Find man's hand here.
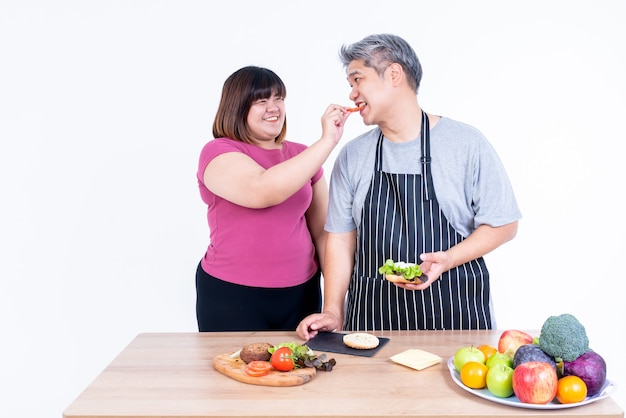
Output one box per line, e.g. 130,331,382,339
296,311,341,341
392,250,451,290
396,222,519,291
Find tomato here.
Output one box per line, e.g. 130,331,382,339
270,346,295,372
246,361,272,373
244,360,273,377
244,367,266,377
460,361,488,389
556,375,587,404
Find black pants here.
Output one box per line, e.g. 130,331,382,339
195,262,322,332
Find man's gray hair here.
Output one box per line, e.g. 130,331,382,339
339,33,422,93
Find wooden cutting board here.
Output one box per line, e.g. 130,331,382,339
213,353,316,386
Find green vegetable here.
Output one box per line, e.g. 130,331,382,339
378,259,423,281
538,313,589,362
269,342,311,363
269,342,336,371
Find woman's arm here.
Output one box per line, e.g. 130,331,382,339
203,105,350,209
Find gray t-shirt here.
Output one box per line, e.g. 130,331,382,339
326,116,522,238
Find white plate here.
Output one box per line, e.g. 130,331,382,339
447,357,616,409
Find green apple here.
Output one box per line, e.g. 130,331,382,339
486,364,514,398
453,346,486,372
486,351,513,369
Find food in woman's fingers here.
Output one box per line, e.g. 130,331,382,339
378,259,425,284
345,103,365,112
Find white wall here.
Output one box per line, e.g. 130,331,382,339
1,1,624,416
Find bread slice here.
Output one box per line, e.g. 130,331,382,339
343,332,380,349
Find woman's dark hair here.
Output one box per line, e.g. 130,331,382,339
212,66,287,144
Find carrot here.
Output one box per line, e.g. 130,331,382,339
346,104,365,112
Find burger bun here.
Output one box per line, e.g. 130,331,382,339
384,273,424,284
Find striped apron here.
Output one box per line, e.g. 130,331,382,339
344,111,492,331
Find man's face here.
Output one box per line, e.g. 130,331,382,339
346,60,393,126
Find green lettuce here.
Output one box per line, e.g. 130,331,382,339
378,258,423,281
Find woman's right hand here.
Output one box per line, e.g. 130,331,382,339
320,104,352,145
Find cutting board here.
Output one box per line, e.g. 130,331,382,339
213,353,316,386
306,332,390,357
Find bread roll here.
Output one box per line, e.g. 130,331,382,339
384,273,425,284
343,333,380,350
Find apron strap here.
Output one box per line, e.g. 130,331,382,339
374,131,384,171
374,111,435,201
420,111,435,201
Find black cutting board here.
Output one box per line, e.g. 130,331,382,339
306,332,390,357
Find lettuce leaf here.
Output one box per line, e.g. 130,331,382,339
378,258,423,281
269,342,335,371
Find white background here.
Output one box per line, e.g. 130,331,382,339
1,1,624,416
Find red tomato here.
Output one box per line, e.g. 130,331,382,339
246,361,272,373
244,365,269,377
270,346,295,372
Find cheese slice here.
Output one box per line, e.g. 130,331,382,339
389,349,442,371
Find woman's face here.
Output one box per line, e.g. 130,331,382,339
246,93,285,148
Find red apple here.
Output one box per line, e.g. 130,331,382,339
497,329,534,357
513,361,558,404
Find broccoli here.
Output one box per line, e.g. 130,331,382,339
538,313,589,362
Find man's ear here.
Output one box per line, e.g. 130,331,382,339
387,63,404,87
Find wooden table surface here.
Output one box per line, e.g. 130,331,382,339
63,330,624,418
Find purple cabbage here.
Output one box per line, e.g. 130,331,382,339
563,351,607,396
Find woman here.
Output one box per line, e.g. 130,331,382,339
196,66,351,331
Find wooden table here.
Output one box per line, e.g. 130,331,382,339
63,331,624,418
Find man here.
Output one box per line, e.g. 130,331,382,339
297,34,521,338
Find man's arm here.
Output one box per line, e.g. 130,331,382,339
398,221,518,290
296,230,356,339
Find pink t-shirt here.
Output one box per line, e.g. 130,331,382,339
197,138,324,288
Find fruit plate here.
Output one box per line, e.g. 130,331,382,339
447,357,616,409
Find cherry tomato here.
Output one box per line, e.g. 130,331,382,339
556,375,587,404
270,346,295,372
